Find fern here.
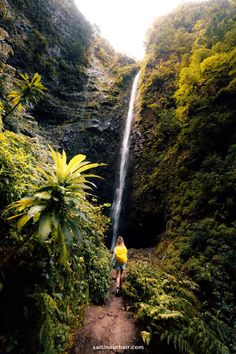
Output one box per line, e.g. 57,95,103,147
161,330,191,353
35,292,59,354
123,261,231,354
158,310,183,320
39,316,55,354
141,331,151,345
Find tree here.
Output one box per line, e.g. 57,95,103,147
5,72,46,117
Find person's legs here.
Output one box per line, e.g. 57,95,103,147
116,269,121,289
122,270,127,286
120,264,127,289
120,268,123,288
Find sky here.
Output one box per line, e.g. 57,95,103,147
74,0,204,59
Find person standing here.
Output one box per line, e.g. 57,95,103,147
112,236,128,296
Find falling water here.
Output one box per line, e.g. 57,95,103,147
111,71,140,250
80,70,92,120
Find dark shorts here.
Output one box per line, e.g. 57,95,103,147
112,260,127,271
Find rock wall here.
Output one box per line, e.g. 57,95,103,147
1,0,138,204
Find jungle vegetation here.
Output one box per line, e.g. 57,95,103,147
128,0,236,352
0,0,236,353
0,3,111,353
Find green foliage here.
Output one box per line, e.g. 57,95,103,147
93,35,138,90
79,233,112,304
141,331,151,345
4,145,105,265
0,131,111,353
0,131,42,204
6,72,46,115
1,0,93,92
131,0,236,352
111,62,138,89
0,69,46,132
167,220,236,323
175,47,236,124
124,261,232,354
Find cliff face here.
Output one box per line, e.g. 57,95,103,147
40,37,137,202
1,0,236,351
127,0,236,341
128,0,236,245
0,3,138,352
3,0,92,93
1,0,137,203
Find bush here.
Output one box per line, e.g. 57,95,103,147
124,261,232,354
0,131,111,353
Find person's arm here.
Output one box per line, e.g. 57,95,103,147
111,247,116,263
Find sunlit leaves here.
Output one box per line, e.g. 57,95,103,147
141,331,151,345
4,146,105,264
131,3,236,353
124,262,230,353
48,145,104,188
7,72,46,113
175,47,236,123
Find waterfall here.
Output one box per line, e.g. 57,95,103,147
81,70,92,120
111,71,140,250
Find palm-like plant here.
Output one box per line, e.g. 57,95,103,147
6,72,46,117
3,146,104,264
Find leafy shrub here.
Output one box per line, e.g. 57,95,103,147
0,131,111,353
0,131,42,205
124,261,232,354
130,3,236,352
80,235,112,305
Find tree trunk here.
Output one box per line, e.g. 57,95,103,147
4,101,21,118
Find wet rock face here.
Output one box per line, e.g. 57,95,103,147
3,0,93,128
6,0,92,86
39,53,135,203
122,98,166,247
2,0,151,248
3,0,137,204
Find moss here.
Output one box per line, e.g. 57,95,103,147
128,1,236,350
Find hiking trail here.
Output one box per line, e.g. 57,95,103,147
71,249,156,354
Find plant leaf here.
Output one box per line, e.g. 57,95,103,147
38,214,52,241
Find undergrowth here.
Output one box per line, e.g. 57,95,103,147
123,260,233,354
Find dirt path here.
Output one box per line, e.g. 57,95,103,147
71,249,158,353
71,269,143,354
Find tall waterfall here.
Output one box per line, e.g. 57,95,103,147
111,71,140,250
